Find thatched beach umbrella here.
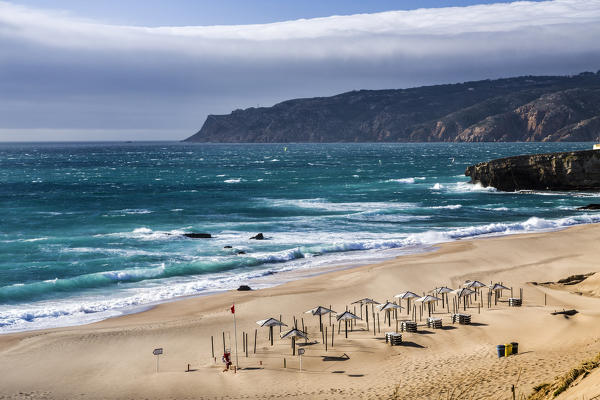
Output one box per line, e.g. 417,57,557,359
464,280,486,300
464,280,487,289
351,298,380,314
489,283,510,304
280,328,308,355
377,302,402,327
257,318,288,346
434,286,453,308
395,291,420,315
416,295,442,317
336,311,360,338
489,283,510,292
453,288,476,311
351,298,380,327
305,306,336,331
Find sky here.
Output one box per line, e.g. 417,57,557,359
0,0,599,141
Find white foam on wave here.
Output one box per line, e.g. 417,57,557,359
224,178,243,183
5,212,600,333
60,247,166,258
0,262,297,333
429,204,462,210
451,182,497,193
431,183,444,190
257,198,416,213
117,209,153,215
99,227,186,241
387,177,425,184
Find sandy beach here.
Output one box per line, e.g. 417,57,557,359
2,223,600,400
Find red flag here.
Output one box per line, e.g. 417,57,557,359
230,304,235,314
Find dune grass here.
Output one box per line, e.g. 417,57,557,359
528,352,600,399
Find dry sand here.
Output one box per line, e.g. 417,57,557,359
2,224,600,400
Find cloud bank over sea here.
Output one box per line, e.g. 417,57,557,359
1,0,599,140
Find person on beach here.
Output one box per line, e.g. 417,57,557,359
222,350,232,372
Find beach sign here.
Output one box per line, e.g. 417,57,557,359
153,348,163,373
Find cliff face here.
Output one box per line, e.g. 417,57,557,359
185,72,600,143
465,150,600,191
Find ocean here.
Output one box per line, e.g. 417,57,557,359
1,141,599,333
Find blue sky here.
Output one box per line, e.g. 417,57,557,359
0,0,598,141
12,1,544,26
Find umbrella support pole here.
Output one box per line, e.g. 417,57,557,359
345,320,348,338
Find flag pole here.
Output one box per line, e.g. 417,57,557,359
232,303,239,368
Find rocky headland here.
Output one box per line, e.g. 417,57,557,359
465,149,600,191
185,72,600,143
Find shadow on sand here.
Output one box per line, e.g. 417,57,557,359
322,353,350,362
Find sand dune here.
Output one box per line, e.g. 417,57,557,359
1,224,600,399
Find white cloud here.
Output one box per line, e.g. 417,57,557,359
0,0,599,140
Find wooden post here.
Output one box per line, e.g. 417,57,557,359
331,325,334,348
325,326,328,351
345,320,348,338
372,309,376,336
211,335,215,358
245,333,248,358
377,313,380,333
292,337,295,356
284,358,286,368
222,331,226,353
366,305,369,330
254,329,257,354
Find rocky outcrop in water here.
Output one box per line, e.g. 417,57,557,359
465,150,600,191
185,72,600,143
183,233,212,238
577,204,600,210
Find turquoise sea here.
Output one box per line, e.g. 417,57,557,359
1,142,599,332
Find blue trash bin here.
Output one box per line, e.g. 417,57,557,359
496,344,505,358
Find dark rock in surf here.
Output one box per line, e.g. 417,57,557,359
250,233,265,240
237,285,252,291
577,203,600,210
224,245,233,248
183,233,212,238
237,251,246,255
